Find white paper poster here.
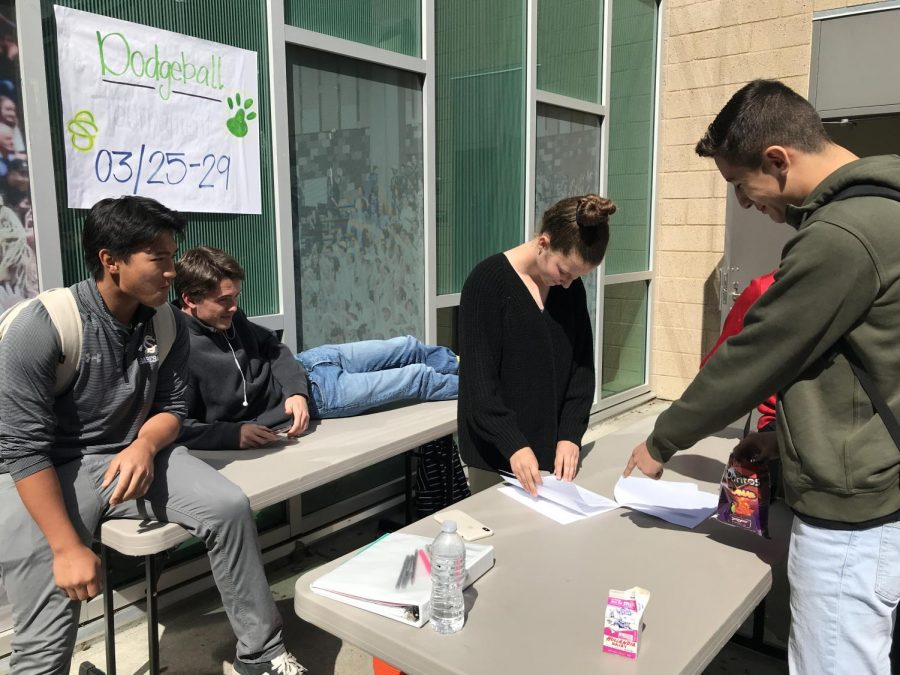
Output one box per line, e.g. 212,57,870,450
54,5,262,214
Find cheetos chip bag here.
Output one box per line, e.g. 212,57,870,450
715,453,770,537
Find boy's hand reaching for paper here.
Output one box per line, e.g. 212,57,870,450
622,441,664,480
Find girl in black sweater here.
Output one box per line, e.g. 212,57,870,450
458,194,615,496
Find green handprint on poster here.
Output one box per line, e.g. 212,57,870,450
225,93,256,138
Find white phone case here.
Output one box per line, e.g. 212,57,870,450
434,509,494,541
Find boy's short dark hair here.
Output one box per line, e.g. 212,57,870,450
174,246,245,302
695,79,830,168
82,196,186,280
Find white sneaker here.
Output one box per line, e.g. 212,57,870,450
233,651,308,675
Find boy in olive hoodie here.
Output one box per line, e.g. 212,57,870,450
624,80,900,673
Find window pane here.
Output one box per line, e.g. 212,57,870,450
537,0,603,103
534,104,601,227
534,103,601,332
287,47,425,347
605,0,658,274
602,281,647,396
436,305,460,353
436,0,525,294
583,270,598,354
284,0,421,58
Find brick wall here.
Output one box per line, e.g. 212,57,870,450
650,0,872,400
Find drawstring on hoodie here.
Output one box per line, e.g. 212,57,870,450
222,327,248,407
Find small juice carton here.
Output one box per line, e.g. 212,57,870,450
602,586,650,659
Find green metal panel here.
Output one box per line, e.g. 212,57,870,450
41,0,279,316
605,0,657,275
284,0,421,58
537,0,603,103
435,0,526,295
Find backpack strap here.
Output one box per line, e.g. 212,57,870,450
36,288,83,395
151,302,176,364
0,297,35,334
0,288,82,395
829,184,900,204
841,339,900,453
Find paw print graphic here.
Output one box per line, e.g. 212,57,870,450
225,93,257,138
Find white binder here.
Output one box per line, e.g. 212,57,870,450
310,532,495,627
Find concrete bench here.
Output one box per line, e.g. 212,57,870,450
94,400,457,675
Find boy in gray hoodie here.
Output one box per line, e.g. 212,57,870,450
0,197,306,675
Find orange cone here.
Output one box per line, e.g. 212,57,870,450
372,656,404,675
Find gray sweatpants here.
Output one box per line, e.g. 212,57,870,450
0,446,284,674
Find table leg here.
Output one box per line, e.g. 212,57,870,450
405,450,414,524
102,546,116,675
146,554,160,675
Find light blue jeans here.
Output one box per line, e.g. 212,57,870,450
297,335,458,418
787,515,900,674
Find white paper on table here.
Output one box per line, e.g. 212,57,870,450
614,476,718,529
497,486,589,524
499,475,619,524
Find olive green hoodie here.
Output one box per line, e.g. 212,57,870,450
649,155,900,525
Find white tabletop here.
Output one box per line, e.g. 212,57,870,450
294,414,791,675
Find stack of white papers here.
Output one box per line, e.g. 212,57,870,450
499,475,618,524
499,475,718,529
614,476,718,529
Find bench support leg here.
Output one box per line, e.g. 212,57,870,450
102,546,116,675
404,451,414,525
146,554,161,675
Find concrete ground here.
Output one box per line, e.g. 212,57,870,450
67,401,790,675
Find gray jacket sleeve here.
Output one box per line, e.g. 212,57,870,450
0,302,62,480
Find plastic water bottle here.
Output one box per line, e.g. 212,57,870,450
430,520,466,634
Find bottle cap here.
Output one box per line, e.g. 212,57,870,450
441,520,457,533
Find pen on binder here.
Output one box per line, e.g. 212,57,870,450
395,552,417,589
395,554,409,589
417,548,431,575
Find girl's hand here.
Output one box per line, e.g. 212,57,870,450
510,447,542,496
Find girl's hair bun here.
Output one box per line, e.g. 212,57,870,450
575,194,616,228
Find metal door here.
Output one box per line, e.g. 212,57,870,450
719,192,794,319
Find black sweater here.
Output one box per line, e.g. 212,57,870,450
458,254,595,472
178,310,309,449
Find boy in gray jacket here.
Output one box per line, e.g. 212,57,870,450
0,197,305,674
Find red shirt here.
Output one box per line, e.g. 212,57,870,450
701,272,776,431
